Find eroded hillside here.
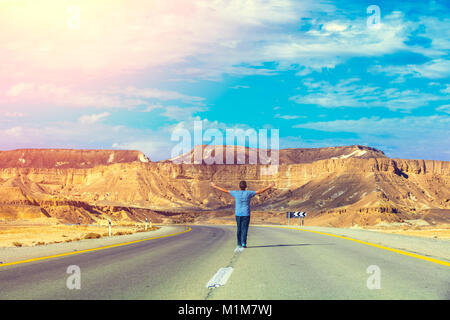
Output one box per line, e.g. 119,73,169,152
0,146,448,226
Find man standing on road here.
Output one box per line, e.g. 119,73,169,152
210,180,274,251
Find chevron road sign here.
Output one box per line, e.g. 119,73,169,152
286,211,307,218
286,211,307,226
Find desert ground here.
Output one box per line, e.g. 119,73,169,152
363,224,450,239
0,219,159,248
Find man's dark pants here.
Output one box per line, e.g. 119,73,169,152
235,215,250,246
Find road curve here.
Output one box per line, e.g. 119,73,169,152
0,225,448,299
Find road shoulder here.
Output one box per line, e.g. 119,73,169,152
257,225,450,263
0,225,186,265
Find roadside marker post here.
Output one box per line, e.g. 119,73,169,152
149,218,152,229
108,219,111,237
145,217,148,231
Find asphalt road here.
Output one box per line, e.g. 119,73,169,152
0,225,449,299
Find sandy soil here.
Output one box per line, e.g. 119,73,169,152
364,225,450,239
0,220,159,248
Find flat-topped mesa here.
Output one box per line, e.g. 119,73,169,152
0,145,448,226
0,149,151,169
165,144,387,165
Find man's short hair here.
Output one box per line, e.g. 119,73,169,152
239,180,247,190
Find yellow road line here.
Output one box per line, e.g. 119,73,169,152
0,227,192,268
261,225,450,267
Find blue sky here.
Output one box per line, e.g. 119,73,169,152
0,0,449,160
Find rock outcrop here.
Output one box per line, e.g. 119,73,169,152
0,146,448,226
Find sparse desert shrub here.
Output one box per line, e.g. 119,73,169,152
137,226,159,232
84,233,101,239
13,242,22,247
36,242,45,246
65,239,73,243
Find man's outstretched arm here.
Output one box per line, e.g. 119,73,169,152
255,183,275,195
210,182,230,194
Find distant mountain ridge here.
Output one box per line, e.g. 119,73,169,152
0,149,150,168
0,145,448,227
0,145,385,168
166,144,386,164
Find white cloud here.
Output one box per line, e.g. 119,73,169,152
230,85,250,89
294,115,450,136
371,59,450,79
78,112,110,125
3,111,26,117
117,87,205,105
260,11,410,74
5,83,35,97
441,84,450,94
0,1,447,88
291,78,444,110
3,126,23,137
0,0,320,86
274,114,304,120
160,106,206,121
407,16,450,58
1,83,205,109
323,22,348,33
141,104,164,112
436,104,450,114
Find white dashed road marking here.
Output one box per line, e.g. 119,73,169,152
206,267,234,288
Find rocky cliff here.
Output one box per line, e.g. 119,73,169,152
0,146,448,226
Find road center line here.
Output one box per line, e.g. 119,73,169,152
206,267,234,288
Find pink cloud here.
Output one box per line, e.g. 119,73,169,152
0,82,203,109
0,0,309,87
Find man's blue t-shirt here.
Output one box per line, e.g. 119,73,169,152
229,190,257,216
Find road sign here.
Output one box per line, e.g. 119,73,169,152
286,211,307,226
286,211,306,218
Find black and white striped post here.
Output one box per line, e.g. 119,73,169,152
286,211,307,226
145,217,148,231
108,219,112,237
